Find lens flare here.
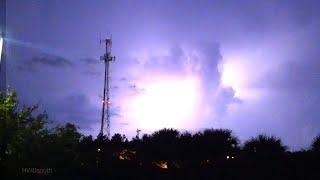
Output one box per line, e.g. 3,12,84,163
0,37,3,62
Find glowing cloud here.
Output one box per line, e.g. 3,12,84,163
127,76,200,131
220,54,264,101
220,56,251,99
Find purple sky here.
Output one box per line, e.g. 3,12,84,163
5,0,320,150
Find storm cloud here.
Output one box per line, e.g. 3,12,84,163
6,0,320,149
18,53,73,71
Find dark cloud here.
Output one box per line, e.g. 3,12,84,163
268,65,319,149
80,58,100,65
48,92,99,131
82,69,101,76
143,46,186,75
119,77,127,81
111,85,119,90
110,106,121,118
257,60,320,91
18,53,73,71
195,42,222,89
142,42,222,82
79,58,102,76
214,87,242,117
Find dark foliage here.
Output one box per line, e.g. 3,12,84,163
1,91,320,179
311,135,320,152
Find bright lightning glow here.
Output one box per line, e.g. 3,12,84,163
220,56,263,100
0,37,3,63
220,59,247,98
221,60,243,89
128,76,200,131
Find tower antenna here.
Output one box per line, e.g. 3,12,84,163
100,36,115,138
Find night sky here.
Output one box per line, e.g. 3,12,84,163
5,0,320,150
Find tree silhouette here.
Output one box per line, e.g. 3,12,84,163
2,91,320,179
178,132,193,160
78,135,95,169
111,133,127,145
147,128,180,162
0,91,48,174
311,135,320,152
242,134,288,179
243,134,287,156
193,129,240,161
110,133,128,159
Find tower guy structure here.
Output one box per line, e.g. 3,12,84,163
0,0,6,95
100,37,115,138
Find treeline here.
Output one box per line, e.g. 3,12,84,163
1,91,320,179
